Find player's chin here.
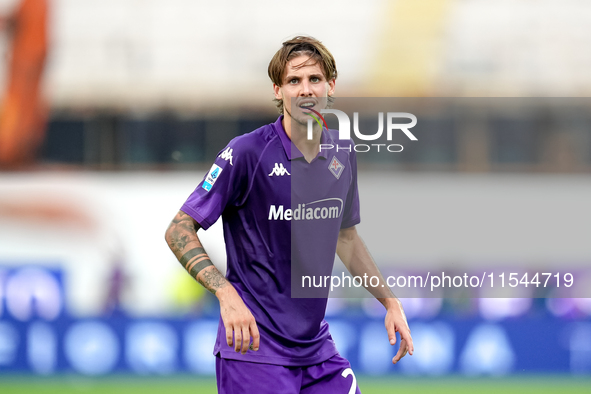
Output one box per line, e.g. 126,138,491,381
291,113,310,127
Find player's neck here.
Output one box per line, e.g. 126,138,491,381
282,113,321,163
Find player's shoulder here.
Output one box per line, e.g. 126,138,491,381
220,119,281,161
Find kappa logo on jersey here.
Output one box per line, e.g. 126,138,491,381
328,156,345,179
219,147,234,165
202,164,223,192
268,163,290,177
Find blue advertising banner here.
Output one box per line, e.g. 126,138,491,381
0,266,590,376
1,315,590,376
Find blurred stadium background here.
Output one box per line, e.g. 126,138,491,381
1,0,591,392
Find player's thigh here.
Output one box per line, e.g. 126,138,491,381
300,354,361,394
216,356,301,394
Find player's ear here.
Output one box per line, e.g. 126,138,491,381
273,84,282,100
328,78,336,96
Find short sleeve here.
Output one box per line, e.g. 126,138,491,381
340,148,361,229
180,140,251,230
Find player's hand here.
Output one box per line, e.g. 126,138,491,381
384,299,414,364
216,285,260,355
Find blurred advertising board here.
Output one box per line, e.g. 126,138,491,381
0,265,590,376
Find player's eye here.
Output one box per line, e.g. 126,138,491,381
289,78,299,84
311,76,321,83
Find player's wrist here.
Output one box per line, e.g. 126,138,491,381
215,282,237,301
381,296,402,312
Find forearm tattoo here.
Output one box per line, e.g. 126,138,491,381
166,211,227,294
180,247,214,278
180,247,207,266
197,267,229,295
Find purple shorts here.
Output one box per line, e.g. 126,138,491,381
216,354,362,394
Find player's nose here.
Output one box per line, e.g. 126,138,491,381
300,80,312,96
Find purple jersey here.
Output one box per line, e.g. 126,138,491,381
181,116,360,366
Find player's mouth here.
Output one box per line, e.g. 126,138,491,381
298,100,316,112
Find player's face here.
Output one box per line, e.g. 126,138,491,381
273,55,335,126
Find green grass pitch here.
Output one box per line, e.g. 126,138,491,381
1,376,590,394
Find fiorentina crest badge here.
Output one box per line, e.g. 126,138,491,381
328,156,345,179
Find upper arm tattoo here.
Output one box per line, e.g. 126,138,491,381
167,211,199,255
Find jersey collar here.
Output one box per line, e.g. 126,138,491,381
273,115,332,161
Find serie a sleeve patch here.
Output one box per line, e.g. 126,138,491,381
202,164,223,192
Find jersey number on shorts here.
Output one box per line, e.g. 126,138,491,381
341,367,357,394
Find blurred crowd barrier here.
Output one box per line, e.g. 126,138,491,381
41,98,591,173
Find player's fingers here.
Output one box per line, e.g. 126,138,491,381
387,328,397,346
241,324,250,354
399,329,414,355
392,339,409,364
386,321,397,346
225,325,233,347
234,328,242,352
250,321,260,351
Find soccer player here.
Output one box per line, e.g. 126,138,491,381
165,36,413,393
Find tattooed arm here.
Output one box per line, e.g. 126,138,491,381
164,210,227,293
165,210,260,354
